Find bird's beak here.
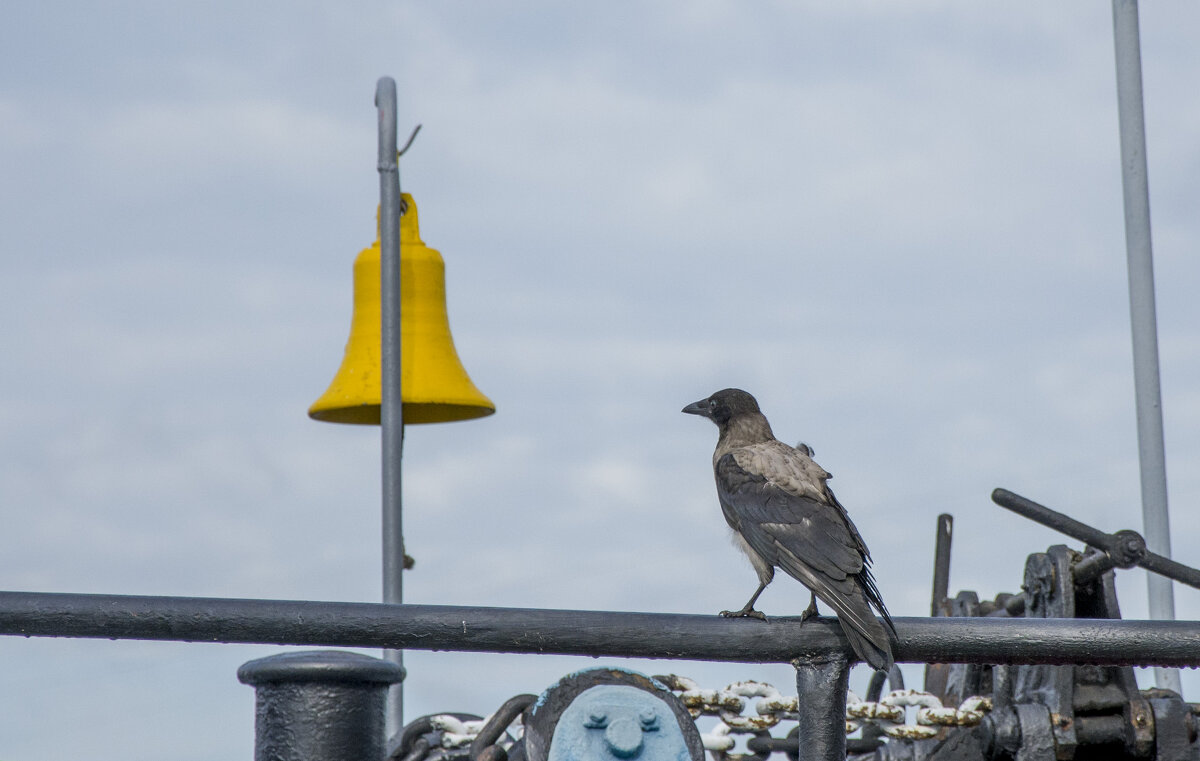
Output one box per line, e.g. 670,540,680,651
681,399,708,417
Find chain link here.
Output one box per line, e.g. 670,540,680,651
428,715,491,749
425,712,524,751
655,675,992,756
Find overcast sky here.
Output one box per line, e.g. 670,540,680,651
3,3,1200,760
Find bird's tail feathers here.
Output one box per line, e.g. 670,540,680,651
837,614,894,673
790,571,895,672
860,567,898,638
776,555,895,672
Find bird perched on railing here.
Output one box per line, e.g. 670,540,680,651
682,388,896,672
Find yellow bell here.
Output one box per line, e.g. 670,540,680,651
308,194,495,425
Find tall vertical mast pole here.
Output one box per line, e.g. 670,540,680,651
1110,0,1180,694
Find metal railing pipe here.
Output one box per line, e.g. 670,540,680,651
3,590,1200,667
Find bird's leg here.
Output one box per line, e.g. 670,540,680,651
799,593,819,624
720,582,769,621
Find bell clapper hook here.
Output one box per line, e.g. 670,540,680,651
398,124,422,158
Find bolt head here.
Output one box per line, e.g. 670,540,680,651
639,709,659,730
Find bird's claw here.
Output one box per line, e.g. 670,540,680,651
799,600,819,625
720,608,769,622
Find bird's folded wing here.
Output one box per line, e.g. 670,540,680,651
715,452,863,581
716,449,896,666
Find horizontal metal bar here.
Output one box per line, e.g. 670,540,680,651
1140,551,1200,590
992,489,1116,550
993,489,1200,590
3,590,1200,667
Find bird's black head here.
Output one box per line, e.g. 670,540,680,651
681,388,761,425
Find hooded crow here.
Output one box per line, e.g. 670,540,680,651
683,388,896,671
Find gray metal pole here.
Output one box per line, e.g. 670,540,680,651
376,75,407,732
1110,0,1180,694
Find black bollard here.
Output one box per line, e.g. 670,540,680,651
238,650,405,761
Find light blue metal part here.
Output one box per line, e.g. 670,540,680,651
534,668,671,715
547,685,690,761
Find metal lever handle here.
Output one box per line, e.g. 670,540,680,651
991,488,1200,590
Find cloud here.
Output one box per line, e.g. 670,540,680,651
5,3,1200,759
84,98,359,187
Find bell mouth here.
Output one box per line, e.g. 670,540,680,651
308,400,495,425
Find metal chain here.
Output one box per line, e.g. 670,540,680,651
657,675,793,731
421,710,526,750
409,677,992,761
847,689,992,740
655,675,992,756
427,715,496,749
